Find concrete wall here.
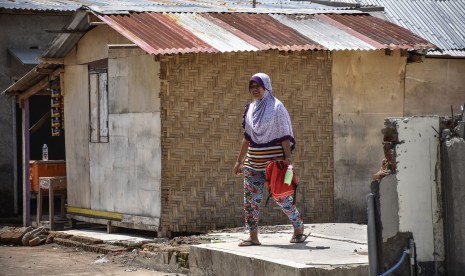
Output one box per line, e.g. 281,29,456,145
378,175,399,241
395,116,444,265
332,50,406,223
377,117,445,275
405,58,465,117
442,137,465,275
64,27,162,221
0,13,70,217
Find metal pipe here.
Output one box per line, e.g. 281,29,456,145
253,0,256,8
409,239,416,276
367,193,379,276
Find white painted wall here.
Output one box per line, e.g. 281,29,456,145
89,112,161,218
395,116,444,262
64,28,162,223
88,51,162,220
64,65,91,209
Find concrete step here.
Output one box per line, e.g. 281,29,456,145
189,224,369,276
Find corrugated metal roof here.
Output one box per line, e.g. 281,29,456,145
428,50,465,58
100,12,216,55
322,13,433,49
271,14,376,50
208,13,325,51
0,0,355,12
166,13,258,52
41,10,91,58
360,0,465,55
2,64,61,95
96,11,434,55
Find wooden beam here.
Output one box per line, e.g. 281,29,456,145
108,44,138,49
90,22,106,26
22,98,31,227
19,68,63,100
60,72,66,97
29,111,51,135
35,68,55,74
87,14,105,26
40,58,64,65
45,29,87,34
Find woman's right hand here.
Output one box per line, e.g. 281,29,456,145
234,161,244,175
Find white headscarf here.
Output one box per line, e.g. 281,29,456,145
242,73,295,150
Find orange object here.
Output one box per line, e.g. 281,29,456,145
29,160,66,192
265,160,297,199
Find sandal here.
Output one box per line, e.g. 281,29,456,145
290,233,310,243
238,240,261,246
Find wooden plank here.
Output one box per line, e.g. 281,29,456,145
12,97,18,215
39,176,67,191
67,206,122,220
41,58,64,64
60,72,66,96
22,99,30,226
87,14,106,26
108,44,138,49
128,54,161,113
98,73,108,142
108,57,128,114
89,113,161,218
35,68,54,74
67,214,158,232
19,67,62,100
64,65,91,209
89,73,99,143
121,214,160,227
29,111,50,135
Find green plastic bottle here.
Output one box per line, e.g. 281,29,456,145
284,164,293,186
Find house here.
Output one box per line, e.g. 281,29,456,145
3,1,438,236
0,3,72,219
329,0,465,223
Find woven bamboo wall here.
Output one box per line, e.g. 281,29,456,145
159,50,333,233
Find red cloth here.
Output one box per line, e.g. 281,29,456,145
265,160,297,199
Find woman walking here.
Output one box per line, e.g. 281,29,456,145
233,73,308,246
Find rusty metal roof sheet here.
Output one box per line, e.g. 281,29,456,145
207,13,325,51
321,14,434,50
166,13,258,52
95,11,434,55
99,12,216,54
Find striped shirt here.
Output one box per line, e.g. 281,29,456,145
243,145,285,171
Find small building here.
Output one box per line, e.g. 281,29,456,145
4,3,438,236
0,3,72,218
333,0,465,223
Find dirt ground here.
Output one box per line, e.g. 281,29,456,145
0,243,185,276
0,224,295,276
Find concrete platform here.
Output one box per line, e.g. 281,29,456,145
189,223,369,276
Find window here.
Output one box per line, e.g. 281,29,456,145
89,70,108,143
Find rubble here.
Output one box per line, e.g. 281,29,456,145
0,226,33,245
22,226,47,246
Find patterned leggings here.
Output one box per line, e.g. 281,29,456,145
243,167,303,231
